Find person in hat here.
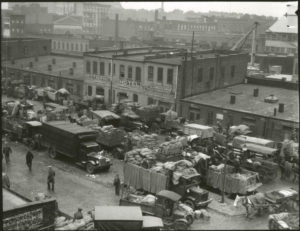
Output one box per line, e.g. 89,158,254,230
26,147,34,171
73,208,83,221
113,174,121,196
47,166,55,192
3,141,12,164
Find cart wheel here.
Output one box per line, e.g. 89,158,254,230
174,220,188,231
183,199,195,210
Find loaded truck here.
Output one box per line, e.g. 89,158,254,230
124,162,212,210
40,121,112,174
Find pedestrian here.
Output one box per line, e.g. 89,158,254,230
73,208,83,222
242,196,253,219
47,166,55,192
26,148,34,171
3,142,12,164
284,160,293,181
2,172,10,189
113,174,121,196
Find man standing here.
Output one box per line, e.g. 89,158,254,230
47,166,55,192
73,208,83,222
2,172,10,189
26,148,34,171
3,142,12,164
113,174,121,196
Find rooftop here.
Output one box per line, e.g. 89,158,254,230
183,84,299,122
3,188,28,211
267,16,298,34
2,55,84,81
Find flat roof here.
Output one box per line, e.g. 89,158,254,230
94,206,143,221
183,84,299,122
44,121,97,135
2,55,84,81
3,188,28,211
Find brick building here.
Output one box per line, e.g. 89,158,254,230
2,55,84,98
1,10,25,38
181,84,299,141
1,38,51,61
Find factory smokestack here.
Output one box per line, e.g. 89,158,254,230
115,14,119,46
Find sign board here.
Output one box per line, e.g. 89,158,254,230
3,208,43,230
216,113,224,120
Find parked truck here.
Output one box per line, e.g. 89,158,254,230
40,121,112,173
124,162,212,210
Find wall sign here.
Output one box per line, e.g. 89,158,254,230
3,208,43,230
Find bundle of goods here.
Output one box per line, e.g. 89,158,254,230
150,162,170,175
124,193,157,206
125,148,157,166
129,132,159,149
156,140,184,162
55,213,93,230
91,125,126,147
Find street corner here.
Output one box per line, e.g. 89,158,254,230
208,199,246,217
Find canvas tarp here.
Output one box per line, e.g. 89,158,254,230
124,163,168,194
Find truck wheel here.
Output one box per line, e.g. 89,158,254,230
186,215,194,225
86,163,95,174
174,220,188,230
49,147,57,159
183,199,195,210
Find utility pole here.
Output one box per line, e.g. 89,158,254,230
250,22,258,66
190,31,195,96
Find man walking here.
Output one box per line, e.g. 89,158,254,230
3,142,12,164
26,148,34,171
73,208,83,222
47,166,55,192
113,174,121,196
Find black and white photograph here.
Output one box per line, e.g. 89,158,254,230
1,1,298,230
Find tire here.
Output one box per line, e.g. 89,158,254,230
86,163,95,174
183,199,195,210
186,215,194,225
49,147,57,159
174,220,188,231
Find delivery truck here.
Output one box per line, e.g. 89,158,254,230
41,121,112,174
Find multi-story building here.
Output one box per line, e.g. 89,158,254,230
1,38,51,61
1,10,25,38
83,47,249,113
53,15,83,35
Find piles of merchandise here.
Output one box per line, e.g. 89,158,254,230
125,148,157,166
156,140,184,162
91,125,126,147
129,132,159,149
55,213,94,230
125,194,157,206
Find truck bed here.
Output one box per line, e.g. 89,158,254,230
119,198,155,216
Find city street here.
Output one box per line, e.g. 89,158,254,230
3,139,298,230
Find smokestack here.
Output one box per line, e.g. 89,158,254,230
278,103,284,113
230,95,236,104
154,10,158,21
115,14,119,45
253,88,259,97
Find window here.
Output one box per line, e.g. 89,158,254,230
209,67,214,80
86,44,88,51
86,61,91,74
128,66,133,80
167,69,173,85
231,65,235,78
113,64,116,75
196,113,200,120
148,66,154,81
133,94,138,102
157,67,163,83
58,41,61,49
148,97,156,105
136,67,141,82
189,112,195,121
120,65,125,78
93,61,98,74
96,87,104,95
23,46,28,55
77,84,81,96
88,86,92,96
100,62,105,75
66,83,73,94
75,43,78,51
197,68,203,82
108,63,111,75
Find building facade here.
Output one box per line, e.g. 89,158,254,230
1,10,25,38
1,38,51,61
53,15,83,34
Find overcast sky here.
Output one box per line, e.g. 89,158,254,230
1,2,298,17
121,1,297,17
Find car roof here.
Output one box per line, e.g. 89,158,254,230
156,190,181,201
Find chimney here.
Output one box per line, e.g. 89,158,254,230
73,62,76,68
35,56,39,62
69,68,74,75
274,108,277,116
253,88,259,97
278,103,284,113
48,65,52,71
29,62,33,68
154,10,158,21
115,14,119,45
52,58,56,65
230,95,236,104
